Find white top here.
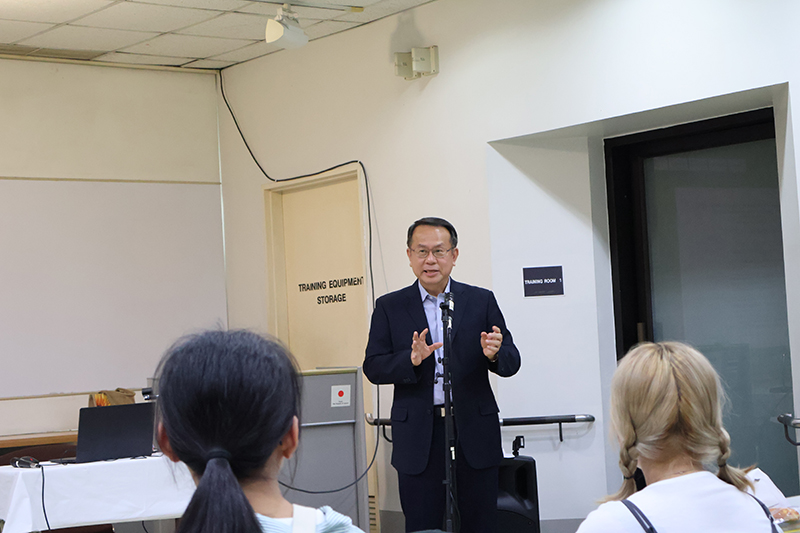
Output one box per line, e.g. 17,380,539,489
256,505,364,533
576,471,774,533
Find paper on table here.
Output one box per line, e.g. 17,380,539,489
748,467,789,508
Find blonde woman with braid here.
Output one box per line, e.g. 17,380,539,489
577,342,779,533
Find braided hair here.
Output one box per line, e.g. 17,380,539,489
605,342,752,501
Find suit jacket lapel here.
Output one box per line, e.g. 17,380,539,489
449,279,468,342
405,281,431,343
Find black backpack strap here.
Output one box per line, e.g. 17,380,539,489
621,493,777,533
621,500,658,533
747,493,780,533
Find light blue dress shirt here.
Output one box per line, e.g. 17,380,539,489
418,279,451,406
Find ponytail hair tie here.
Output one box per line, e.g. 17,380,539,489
623,474,635,480
718,460,727,468
205,448,232,463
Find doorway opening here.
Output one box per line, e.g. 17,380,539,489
604,108,798,494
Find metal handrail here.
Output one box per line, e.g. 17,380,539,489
500,414,595,426
365,413,595,442
778,413,800,446
501,414,595,442
365,413,390,427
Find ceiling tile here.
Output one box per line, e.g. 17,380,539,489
332,10,380,23
19,25,158,51
303,20,358,40
0,19,55,43
129,0,250,10
0,43,38,55
239,3,336,20
209,39,279,61
75,2,219,32
28,47,107,59
0,0,115,24
123,33,253,57
177,12,270,40
292,0,382,6
298,18,318,29
0,0,441,69
293,5,348,20
235,2,279,16
93,51,194,66
182,58,236,69
335,0,432,23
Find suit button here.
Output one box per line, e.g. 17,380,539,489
426,408,432,415
403,378,411,383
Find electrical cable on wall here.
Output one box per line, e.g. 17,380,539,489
219,71,384,495
219,72,376,309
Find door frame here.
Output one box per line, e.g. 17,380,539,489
603,108,777,359
262,163,371,344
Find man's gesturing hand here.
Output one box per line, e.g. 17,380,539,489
410,328,443,366
481,325,503,361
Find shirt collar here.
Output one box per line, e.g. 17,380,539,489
418,279,451,302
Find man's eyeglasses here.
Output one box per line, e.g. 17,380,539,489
410,247,453,259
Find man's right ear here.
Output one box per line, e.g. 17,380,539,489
157,422,180,463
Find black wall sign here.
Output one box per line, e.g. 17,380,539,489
523,266,564,297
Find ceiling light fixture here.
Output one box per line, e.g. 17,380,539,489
265,4,308,49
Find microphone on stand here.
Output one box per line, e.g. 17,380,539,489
440,292,454,330
438,290,457,532
435,293,454,384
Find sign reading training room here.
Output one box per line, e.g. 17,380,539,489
523,266,564,297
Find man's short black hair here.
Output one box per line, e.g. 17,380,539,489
406,217,458,249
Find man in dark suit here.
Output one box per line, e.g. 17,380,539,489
363,217,521,533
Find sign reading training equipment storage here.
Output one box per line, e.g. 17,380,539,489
523,266,564,297
297,276,365,305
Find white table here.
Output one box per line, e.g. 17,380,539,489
0,455,195,533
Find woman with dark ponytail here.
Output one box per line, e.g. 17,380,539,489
155,329,364,533
577,342,779,533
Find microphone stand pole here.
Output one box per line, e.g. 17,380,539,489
440,294,457,532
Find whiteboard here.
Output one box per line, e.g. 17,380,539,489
0,179,228,398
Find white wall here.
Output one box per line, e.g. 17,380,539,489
0,58,223,433
484,83,800,518
487,137,611,516
0,59,219,183
218,0,800,522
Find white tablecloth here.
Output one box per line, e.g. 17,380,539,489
0,455,195,533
